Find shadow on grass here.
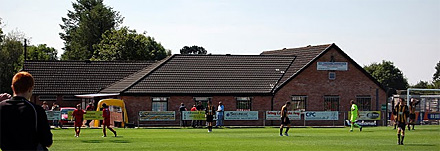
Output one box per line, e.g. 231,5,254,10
109,140,130,143
405,143,436,147
81,140,103,143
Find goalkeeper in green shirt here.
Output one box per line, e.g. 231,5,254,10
350,100,362,132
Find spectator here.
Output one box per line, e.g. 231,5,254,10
85,102,95,127
196,101,205,127
0,71,53,150
190,104,197,128
215,101,224,127
51,102,60,128
42,101,50,111
0,93,11,101
179,103,187,127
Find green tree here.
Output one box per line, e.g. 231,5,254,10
412,80,430,88
60,0,123,60
92,27,168,61
364,60,409,90
434,61,440,82
27,44,58,60
0,18,3,43
0,31,24,94
180,45,207,55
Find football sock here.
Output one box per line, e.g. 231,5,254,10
401,135,404,144
280,128,283,134
350,124,354,131
397,134,401,144
285,127,290,133
354,123,360,128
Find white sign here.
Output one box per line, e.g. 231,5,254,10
305,111,339,120
265,111,301,120
317,62,348,71
139,111,175,121
224,111,258,120
45,111,61,120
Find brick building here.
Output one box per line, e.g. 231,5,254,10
24,43,386,126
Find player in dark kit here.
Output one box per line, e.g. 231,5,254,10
280,101,291,136
393,98,409,145
407,98,419,131
205,101,216,132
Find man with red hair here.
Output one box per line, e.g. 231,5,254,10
0,71,53,150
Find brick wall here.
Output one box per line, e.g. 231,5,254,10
272,47,386,126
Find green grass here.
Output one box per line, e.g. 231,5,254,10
49,125,439,151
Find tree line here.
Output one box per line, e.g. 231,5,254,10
0,0,438,94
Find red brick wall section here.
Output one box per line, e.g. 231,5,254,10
120,95,273,126
273,47,387,126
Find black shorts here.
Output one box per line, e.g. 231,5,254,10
397,122,406,130
409,114,416,120
281,117,290,125
206,115,214,122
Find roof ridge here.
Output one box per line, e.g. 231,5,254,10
261,43,332,54
100,55,175,93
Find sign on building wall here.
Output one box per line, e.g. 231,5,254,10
83,111,103,120
265,111,301,120
305,111,339,120
139,111,175,121
45,111,61,120
182,111,208,120
224,111,258,120
428,112,440,120
348,111,381,120
317,62,348,71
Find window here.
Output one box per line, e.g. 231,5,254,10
356,95,371,111
236,97,251,111
324,96,339,111
193,97,211,108
152,97,168,111
39,95,57,101
62,95,81,101
329,72,336,80
291,96,307,111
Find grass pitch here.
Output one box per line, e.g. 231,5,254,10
49,125,439,151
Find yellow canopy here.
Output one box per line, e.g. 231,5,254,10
93,99,128,127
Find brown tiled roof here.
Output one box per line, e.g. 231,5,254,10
110,55,296,94
261,44,331,89
100,56,173,94
23,61,155,95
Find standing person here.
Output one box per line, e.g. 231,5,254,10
280,101,291,136
51,102,60,128
0,71,53,150
350,100,362,132
179,103,187,127
85,102,95,127
102,103,117,137
408,98,420,130
72,104,86,137
205,101,215,132
196,101,204,127
190,104,198,128
393,98,410,145
42,101,50,111
215,101,224,127
0,93,11,101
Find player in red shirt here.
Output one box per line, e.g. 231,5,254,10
102,103,117,137
72,104,86,137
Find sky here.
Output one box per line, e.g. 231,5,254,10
0,0,439,85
